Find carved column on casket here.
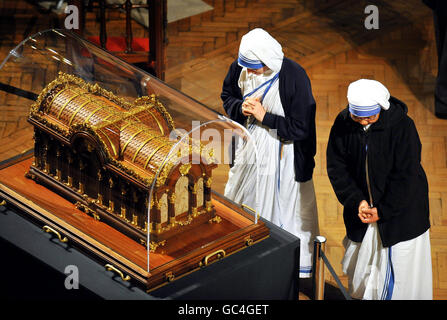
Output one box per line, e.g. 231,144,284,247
55,146,62,181
120,183,128,221
204,176,212,212
79,159,86,195
66,152,74,187
196,178,204,209
42,139,50,174
168,191,176,226
190,179,198,218
131,189,139,227
143,196,150,232
97,169,104,206
33,129,41,169
108,177,115,213
151,195,162,233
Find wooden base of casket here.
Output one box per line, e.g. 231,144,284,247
0,155,269,292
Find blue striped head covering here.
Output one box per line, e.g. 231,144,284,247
237,28,284,73
348,103,381,117
238,52,265,69
347,79,390,117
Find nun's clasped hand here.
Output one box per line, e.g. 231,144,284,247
242,97,266,122
358,200,380,224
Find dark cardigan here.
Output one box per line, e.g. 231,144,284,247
221,57,317,182
326,96,430,247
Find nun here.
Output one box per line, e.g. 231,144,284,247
221,28,319,278
326,79,433,299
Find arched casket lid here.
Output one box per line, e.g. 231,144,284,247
29,72,217,188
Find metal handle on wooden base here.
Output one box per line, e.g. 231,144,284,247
42,225,68,243
105,264,131,281
199,249,226,267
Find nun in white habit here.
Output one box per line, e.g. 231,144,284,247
221,28,320,278
327,79,433,299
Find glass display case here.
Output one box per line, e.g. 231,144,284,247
0,29,269,291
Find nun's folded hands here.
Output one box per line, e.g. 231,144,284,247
242,97,266,121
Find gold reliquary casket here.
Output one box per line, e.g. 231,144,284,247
27,72,218,247
0,29,269,291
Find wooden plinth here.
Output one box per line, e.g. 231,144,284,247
0,155,269,291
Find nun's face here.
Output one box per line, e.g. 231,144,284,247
350,112,380,126
247,66,269,75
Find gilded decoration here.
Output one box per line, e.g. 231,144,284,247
29,72,217,188
179,163,192,176
28,72,219,245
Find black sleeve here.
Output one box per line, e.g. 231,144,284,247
375,118,424,221
261,66,315,141
220,60,247,125
326,117,365,210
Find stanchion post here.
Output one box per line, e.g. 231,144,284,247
312,236,326,300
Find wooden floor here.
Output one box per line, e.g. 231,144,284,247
1,0,446,300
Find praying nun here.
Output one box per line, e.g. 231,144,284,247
326,79,433,300
221,28,320,278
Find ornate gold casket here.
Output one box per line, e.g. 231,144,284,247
0,29,268,291
27,72,218,247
